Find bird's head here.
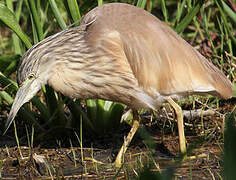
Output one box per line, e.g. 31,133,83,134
4,26,89,134
4,43,53,134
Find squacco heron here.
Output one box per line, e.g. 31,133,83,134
4,3,233,167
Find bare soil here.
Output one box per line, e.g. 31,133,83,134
0,98,235,179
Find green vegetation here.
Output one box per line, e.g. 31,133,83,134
0,0,235,179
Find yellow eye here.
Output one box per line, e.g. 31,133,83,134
28,73,35,80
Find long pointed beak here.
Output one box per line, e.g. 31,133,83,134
3,79,41,134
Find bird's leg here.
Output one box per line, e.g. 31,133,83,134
166,97,187,154
114,110,140,168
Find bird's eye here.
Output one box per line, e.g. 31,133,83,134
28,73,35,80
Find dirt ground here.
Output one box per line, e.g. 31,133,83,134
0,98,235,179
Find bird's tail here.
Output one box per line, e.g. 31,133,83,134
203,58,233,99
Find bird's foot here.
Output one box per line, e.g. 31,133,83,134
84,157,106,164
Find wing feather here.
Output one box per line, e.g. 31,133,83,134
81,3,233,99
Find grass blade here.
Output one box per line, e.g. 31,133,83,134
49,0,67,29
160,0,168,23
222,0,236,25
6,0,23,55
214,0,236,45
224,108,236,180
28,0,44,40
175,0,204,33
98,0,103,6
136,0,147,9
67,0,81,26
0,2,32,48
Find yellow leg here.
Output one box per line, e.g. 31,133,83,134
114,110,140,168
166,97,187,154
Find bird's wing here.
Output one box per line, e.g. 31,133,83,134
81,3,232,99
